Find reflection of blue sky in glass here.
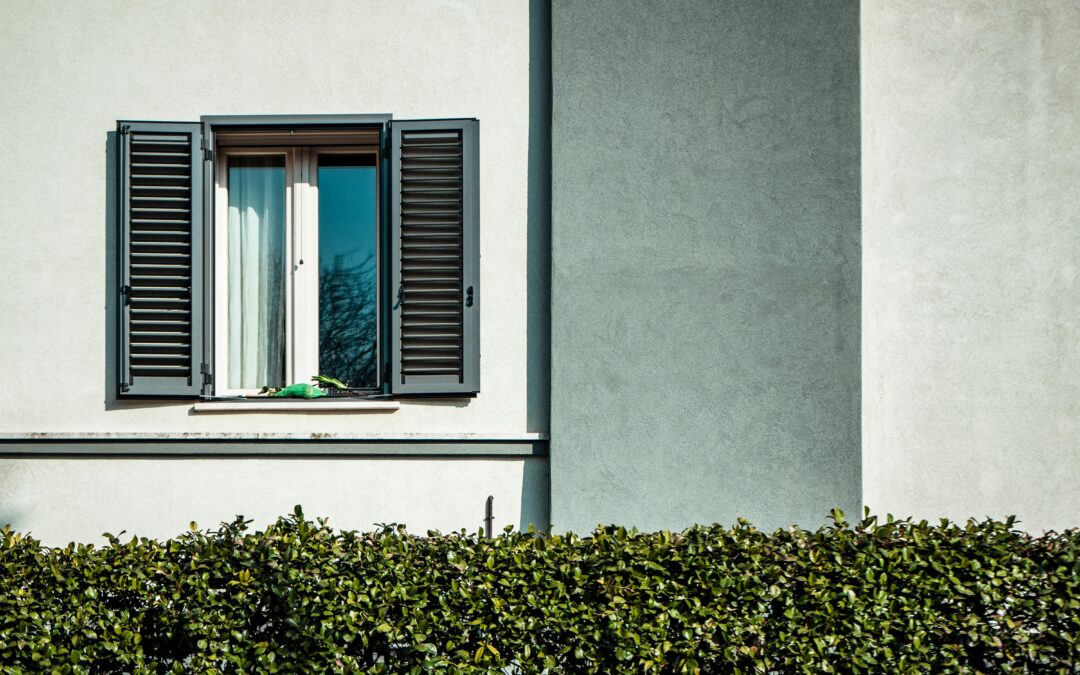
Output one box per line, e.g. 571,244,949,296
318,158,378,388
319,164,377,266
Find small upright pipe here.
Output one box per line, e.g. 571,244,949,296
484,495,494,538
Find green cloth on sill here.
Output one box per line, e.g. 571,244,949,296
273,383,327,399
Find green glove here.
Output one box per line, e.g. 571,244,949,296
272,383,327,399
312,374,348,390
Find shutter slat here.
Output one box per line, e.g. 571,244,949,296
402,231,460,239
132,224,191,230
131,328,192,336
118,122,206,397
402,182,462,190
131,231,190,237
131,321,191,328
401,218,463,226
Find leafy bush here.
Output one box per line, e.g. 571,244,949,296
2,508,1077,673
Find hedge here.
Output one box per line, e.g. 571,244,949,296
2,508,1077,673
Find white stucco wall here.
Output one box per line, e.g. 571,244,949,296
0,1,545,542
0,456,549,545
0,0,536,438
862,0,1080,531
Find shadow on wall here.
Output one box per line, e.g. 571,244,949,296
104,131,118,409
0,510,23,531
519,454,551,532
526,0,552,435
0,458,25,532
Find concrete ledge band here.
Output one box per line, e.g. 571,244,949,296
0,439,548,457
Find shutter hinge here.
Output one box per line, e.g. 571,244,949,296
200,362,213,387
466,286,474,308
120,284,131,305
201,137,213,162
120,382,130,393
119,124,131,135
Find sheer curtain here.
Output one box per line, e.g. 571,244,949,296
227,157,286,389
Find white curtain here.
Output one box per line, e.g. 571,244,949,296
227,158,285,389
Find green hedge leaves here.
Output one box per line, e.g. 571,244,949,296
2,509,1077,673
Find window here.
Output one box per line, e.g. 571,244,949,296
116,116,479,399
215,141,380,394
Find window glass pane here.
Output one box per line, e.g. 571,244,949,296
227,155,286,389
318,154,378,388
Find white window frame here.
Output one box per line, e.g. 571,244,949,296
214,141,381,396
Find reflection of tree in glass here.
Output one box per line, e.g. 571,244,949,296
319,254,377,388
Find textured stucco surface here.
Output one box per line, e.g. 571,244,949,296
862,1,1080,531
550,1,861,532
0,455,549,545
0,1,547,540
0,0,536,438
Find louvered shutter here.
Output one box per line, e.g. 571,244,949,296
117,121,208,397
389,119,480,394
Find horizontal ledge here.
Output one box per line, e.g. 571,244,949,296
0,440,547,457
0,432,549,441
191,400,400,413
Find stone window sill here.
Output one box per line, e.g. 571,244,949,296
191,399,400,413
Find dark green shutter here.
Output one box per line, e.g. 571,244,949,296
117,121,209,398
389,119,480,395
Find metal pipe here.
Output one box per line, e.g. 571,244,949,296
484,495,494,538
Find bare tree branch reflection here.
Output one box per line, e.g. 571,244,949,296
319,254,377,388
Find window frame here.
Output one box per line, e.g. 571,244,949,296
213,144,382,396
202,115,391,397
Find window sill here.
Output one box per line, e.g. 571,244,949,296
191,399,400,413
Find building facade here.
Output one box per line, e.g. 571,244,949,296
1,0,1077,544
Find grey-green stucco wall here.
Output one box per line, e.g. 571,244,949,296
549,0,861,532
